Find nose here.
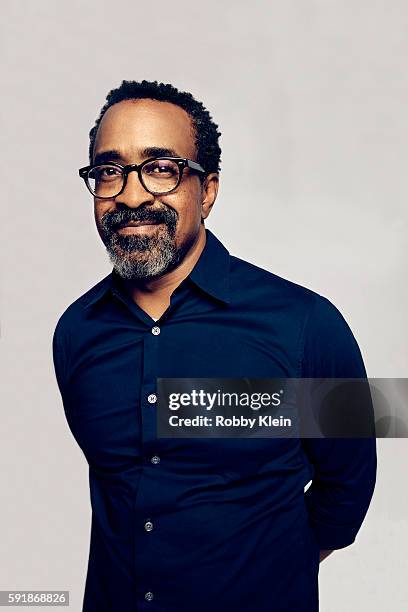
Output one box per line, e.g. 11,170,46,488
115,168,155,208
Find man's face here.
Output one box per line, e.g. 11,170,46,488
92,98,217,280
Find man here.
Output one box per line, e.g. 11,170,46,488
52,79,376,611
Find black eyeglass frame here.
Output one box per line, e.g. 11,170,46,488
78,156,207,198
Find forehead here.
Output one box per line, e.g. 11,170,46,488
93,98,197,162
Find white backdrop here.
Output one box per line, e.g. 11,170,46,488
1,1,407,610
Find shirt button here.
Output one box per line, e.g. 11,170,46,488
152,326,160,335
151,455,160,464
148,394,157,404
144,591,154,601
144,520,153,532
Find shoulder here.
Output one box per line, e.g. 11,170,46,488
229,253,352,320
228,253,365,376
52,273,111,344
229,253,320,311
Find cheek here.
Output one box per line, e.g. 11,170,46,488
174,204,202,238
94,202,111,227
169,186,203,226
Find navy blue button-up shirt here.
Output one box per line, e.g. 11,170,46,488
52,228,376,612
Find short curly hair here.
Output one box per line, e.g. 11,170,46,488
88,80,222,181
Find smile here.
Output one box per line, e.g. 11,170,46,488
116,222,164,234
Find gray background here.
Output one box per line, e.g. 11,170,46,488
1,0,407,609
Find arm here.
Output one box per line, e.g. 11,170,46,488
300,295,377,553
52,322,67,398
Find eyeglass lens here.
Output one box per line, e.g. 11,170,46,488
87,159,181,197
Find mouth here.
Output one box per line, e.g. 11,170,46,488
116,221,164,234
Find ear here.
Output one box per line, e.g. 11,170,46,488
201,173,219,220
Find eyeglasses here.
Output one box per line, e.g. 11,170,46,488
78,156,206,199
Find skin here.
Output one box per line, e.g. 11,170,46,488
92,98,219,319
320,549,333,562
91,97,334,563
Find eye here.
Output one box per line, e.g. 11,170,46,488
103,167,120,176
90,165,123,182
143,160,179,177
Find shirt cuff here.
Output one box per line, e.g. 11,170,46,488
308,517,360,550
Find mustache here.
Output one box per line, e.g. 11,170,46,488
101,206,178,233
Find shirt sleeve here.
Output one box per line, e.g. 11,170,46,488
52,320,68,400
300,294,377,550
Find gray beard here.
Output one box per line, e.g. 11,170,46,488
105,227,184,280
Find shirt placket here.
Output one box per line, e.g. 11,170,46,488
111,284,189,609
134,321,160,608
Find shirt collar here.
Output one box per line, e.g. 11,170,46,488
84,227,231,310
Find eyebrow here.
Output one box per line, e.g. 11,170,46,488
93,146,182,165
